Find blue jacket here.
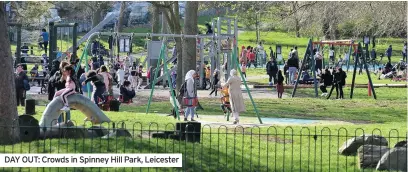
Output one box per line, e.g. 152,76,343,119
386,47,392,56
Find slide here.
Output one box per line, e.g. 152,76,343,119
39,94,111,128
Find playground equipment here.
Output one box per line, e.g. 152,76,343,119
291,39,376,99
314,40,357,71
39,94,111,128
143,17,238,90
48,22,78,66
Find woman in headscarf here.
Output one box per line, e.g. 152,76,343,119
183,70,198,122
222,69,246,124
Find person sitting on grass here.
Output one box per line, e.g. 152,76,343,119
120,80,135,103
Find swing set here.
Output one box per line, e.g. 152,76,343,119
291,39,376,99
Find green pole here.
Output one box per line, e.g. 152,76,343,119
75,36,91,98
363,43,377,99
311,42,318,98
232,39,263,124
292,39,312,98
349,43,360,99
162,42,181,120
146,42,166,114
72,23,78,58
346,42,353,72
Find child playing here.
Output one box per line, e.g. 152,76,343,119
137,65,144,90
276,70,284,98
54,65,77,111
220,86,232,118
241,62,247,78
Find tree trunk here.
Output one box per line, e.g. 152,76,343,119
92,8,102,28
182,2,199,78
152,5,160,41
171,2,183,91
255,13,259,44
0,2,20,144
116,1,126,32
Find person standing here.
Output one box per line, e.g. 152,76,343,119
39,29,49,54
292,46,299,59
266,58,278,85
116,66,125,88
337,68,347,99
386,45,392,63
276,70,284,98
287,53,299,85
99,65,112,94
223,69,246,124
15,64,29,106
183,70,198,122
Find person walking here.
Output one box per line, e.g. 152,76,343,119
386,45,392,63
39,29,49,54
266,58,278,85
223,69,246,124
209,69,219,97
276,70,284,98
183,70,198,122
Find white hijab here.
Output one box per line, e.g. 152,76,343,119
230,69,237,77
185,70,196,81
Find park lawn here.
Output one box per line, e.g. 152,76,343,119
3,105,406,171
131,89,406,124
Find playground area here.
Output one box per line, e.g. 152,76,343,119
2,1,407,171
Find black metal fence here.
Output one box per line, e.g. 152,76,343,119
0,120,406,172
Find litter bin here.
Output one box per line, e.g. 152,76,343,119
25,99,36,115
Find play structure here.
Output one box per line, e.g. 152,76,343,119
48,22,78,64
291,39,376,99
39,94,111,128
143,17,238,90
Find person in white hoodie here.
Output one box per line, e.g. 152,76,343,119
116,65,125,88
183,70,198,122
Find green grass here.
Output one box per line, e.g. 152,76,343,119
1,104,405,171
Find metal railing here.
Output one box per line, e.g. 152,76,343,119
0,120,406,171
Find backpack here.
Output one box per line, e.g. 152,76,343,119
23,79,30,91
178,81,187,98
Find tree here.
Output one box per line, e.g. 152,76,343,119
150,1,183,92
182,2,199,76
0,2,20,144
151,4,160,41
81,2,112,27
116,1,127,32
